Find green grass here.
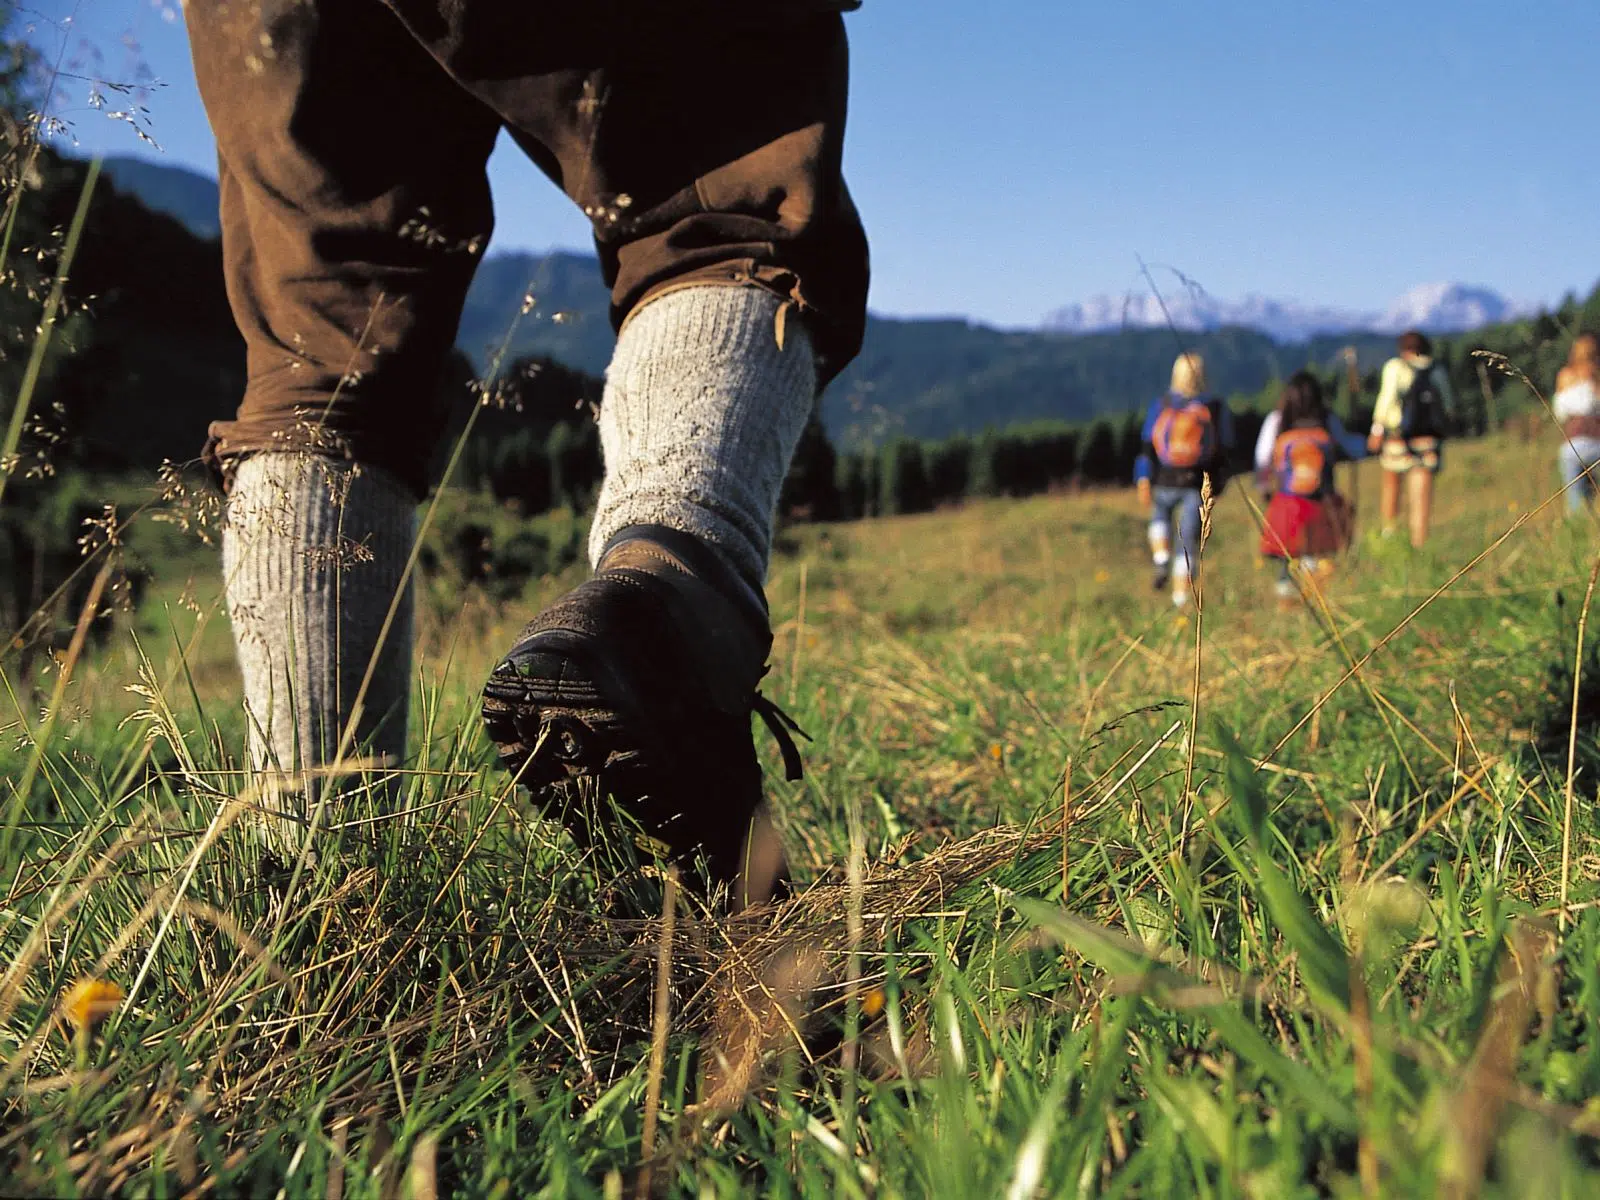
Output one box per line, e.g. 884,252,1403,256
3,433,1600,1197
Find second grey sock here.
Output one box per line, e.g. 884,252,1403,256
222,453,415,806
587,285,818,591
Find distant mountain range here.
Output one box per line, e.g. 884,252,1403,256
100,155,221,240
1042,282,1535,342
458,250,615,375
99,155,1542,347
87,154,1561,447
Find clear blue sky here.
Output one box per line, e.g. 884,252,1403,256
19,0,1600,327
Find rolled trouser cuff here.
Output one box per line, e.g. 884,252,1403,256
204,399,441,501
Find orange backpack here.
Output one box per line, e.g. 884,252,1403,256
1152,400,1216,470
1274,428,1333,498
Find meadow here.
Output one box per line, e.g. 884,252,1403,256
2,429,1599,1197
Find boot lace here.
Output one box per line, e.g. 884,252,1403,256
753,693,809,782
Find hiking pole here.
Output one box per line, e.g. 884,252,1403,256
1342,346,1362,557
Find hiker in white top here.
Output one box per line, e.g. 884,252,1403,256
1554,334,1600,515
1367,329,1455,548
1254,406,1367,480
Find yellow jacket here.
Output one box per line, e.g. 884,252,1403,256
1370,354,1455,437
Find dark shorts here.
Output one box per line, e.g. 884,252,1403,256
186,0,870,496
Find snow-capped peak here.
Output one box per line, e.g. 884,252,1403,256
1377,282,1530,334
1041,282,1535,342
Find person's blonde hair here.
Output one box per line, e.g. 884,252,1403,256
1558,334,1599,391
1170,352,1206,397
1569,334,1599,379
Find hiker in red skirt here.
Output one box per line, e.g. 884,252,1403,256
1257,372,1367,600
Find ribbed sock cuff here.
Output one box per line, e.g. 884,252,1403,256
222,453,415,785
587,284,817,593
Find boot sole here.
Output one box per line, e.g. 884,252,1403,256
480,628,660,792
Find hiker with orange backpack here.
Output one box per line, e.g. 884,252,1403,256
1257,372,1367,599
1134,353,1236,608
1252,386,1367,494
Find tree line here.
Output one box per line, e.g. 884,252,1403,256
448,299,1597,533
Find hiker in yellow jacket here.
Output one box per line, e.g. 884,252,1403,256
1367,330,1455,548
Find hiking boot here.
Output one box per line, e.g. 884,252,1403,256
480,524,803,909
1151,566,1170,592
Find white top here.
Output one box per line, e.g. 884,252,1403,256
1554,378,1599,422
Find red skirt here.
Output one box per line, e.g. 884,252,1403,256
1259,493,1351,558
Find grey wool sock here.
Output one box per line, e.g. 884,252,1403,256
222,453,415,803
587,284,818,592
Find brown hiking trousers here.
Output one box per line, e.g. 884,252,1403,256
186,1,870,497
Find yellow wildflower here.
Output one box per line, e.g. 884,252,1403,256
861,987,886,1019
61,979,123,1035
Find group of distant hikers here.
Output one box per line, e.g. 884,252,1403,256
1134,330,1458,607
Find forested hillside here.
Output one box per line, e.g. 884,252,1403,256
99,155,221,239
820,320,1400,445
2,153,243,473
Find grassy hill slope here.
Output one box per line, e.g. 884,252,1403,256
4,428,1598,1194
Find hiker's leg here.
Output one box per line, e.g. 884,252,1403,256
1273,557,1294,595
1148,488,1175,587
385,4,866,587
187,1,499,791
1161,489,1202,607
1148,523,1172,568
1561,439,1600,513
1560,441,1586,514
221,457,417,781
401,4,868,903
1149,503,1173,567
1379,467,1403,535
1582,442,1600,510
1406,468,1434,548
